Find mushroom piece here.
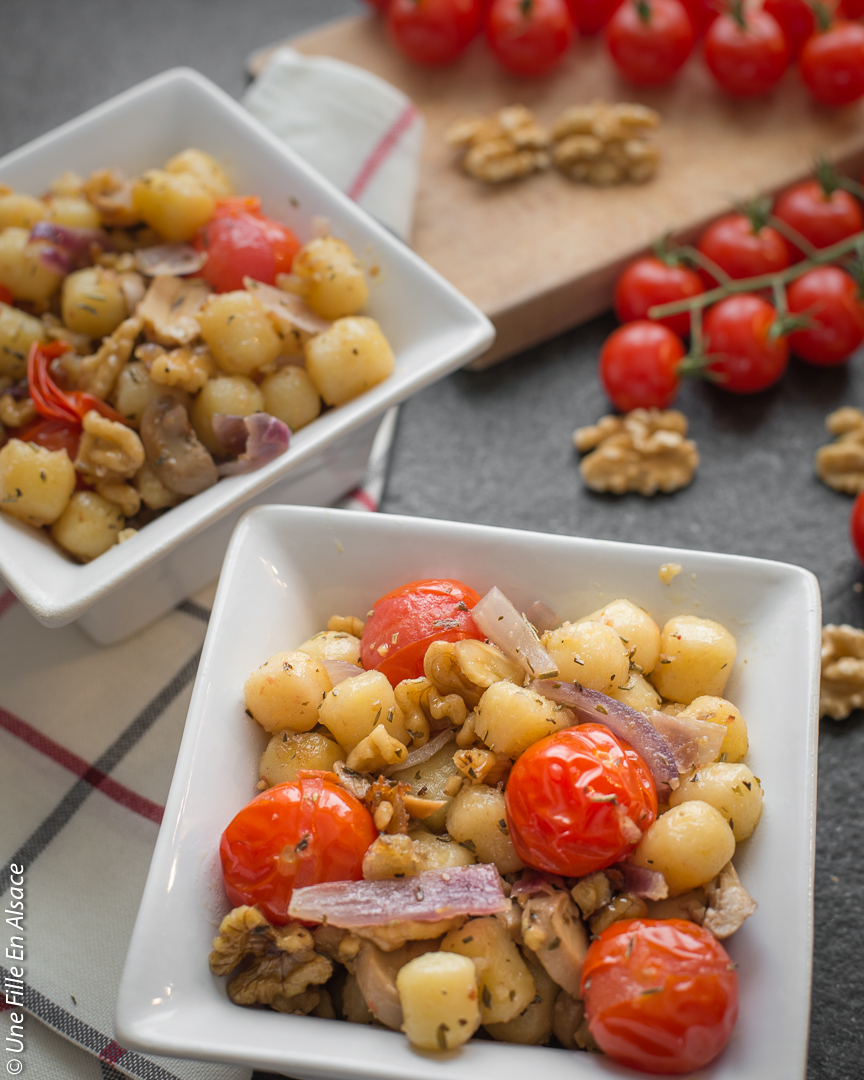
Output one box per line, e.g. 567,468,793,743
552,989,585,1050
140,395,217,496
520,890,589,998
355,939,440,1030
136,273,211,347
702,862,757,939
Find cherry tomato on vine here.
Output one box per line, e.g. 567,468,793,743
605,0,694,86
850,490,864,568
195,197,301,293
614,256,704,337
786,266,864,365
800,20,864,107
773,179,864,257
677,0,719,35
763,0,816,59
388,0,482,65
220,776,377,924
838,0,864,18
505,724,657,877
581,919,739,1074
486,0,576,76
704,3,790,97
360,577,484,686
697,212,792,284
600,320,685,411
567,0,624,34
703,294,789,393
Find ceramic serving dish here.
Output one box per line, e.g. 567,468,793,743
117,505,821,1080
0,69,494,643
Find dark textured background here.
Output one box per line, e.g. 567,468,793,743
2,1,861,1076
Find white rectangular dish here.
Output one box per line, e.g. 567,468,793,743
117,505,821,1080
0,68,494,640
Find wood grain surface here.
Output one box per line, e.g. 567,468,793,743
251,14,864,369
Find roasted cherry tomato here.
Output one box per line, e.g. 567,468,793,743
704,294,789,393
581,919,739,1074
194,197,301,293
800,19,864,107
704,3,789,97
605,0,695,86
487,0,576,76
567,0,624,34
387,0,482,65
614,256,704,337
220,776,377,924
773,178,864,257
850,490,864,568
787,266,864,366
697,212,791,284
360,577,484,686
599,320,685,411
763,0,816,59
505,724,657,877
14,416,81,458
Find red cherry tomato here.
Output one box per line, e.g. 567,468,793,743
614,256,704,337
677,0,719,35
704,4,790,96
773,179,864,257
605,0,695,85
194,197,300,294
697,212,792,284
581,919,739,1074
704,294,789,393
763,0,816,58
387,0,482,65
505,724,657,877
787,266,864,365
14,416,81,458
800,20,864,107
567,0,624,34
838,0,864,18
486,0,576,77
850,490,864,567
220,776,377,925
360,578,484,686
599,320,685,411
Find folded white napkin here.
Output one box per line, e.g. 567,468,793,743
243,46,424,242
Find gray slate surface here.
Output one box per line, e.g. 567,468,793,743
2,1,861,1076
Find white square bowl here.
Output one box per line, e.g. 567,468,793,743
0,69,494,639
117,505,821,1080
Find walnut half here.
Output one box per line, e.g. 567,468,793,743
574,408,698,496
815,407,864,494
821,623,864,720
446,105,551,184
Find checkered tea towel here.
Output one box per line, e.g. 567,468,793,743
0,44,418,1080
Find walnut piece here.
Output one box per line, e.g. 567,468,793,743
83,168,139,227
78,315,143,399
74,410,145,480
346,724,409,775
552,101,661,185
147,343,217,394
821,623,864,719
815,407,864,494
94,477,141,518
453,747,510,786
446,105,551,184
0,393,36,429
575,408,698,496
209,905,333,1009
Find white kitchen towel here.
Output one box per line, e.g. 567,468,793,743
243,46,424,242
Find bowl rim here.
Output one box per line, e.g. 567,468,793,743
116,504,821,1080
0,68,495,626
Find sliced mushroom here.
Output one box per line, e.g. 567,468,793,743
703,861,757,939
551,989,585,1050
136,274,211,346
645,888,707,924
140,395,217,496
520,890,588,998
355,938,440,1030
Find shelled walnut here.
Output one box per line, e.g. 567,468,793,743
445,105,551,183
820,623,864,720
815,407,864,493
552,101,660,185
574,408,698,495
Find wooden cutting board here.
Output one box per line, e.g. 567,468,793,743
250,15,864,369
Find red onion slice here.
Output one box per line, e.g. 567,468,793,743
525,600,561,635
213,413,290,476
472,587,558,680
30,222,112,273
609,862,668,901
646,711,726,774
322,659,364,686
288,864,508,926
134,243,207,277
243,277,332,335
529,678,679,798
385,729,454,777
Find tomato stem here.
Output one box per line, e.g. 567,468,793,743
635,0,653,25
808,0,832,34
813,155,841,198
768,213,820,260
676,244,733,285
727,0,748,31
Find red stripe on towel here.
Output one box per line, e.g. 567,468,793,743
347,102,418,203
